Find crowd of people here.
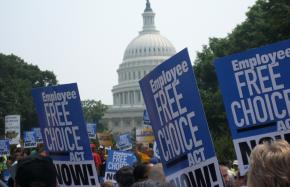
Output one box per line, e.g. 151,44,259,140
0,140,289,187
0,143,48,187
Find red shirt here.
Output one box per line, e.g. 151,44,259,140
92,152,102,168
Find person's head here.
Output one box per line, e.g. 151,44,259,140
115,166,135,187
148,163,165,182
220,164,234,187
145,149,154,157
220,164,230,183
101,181,115,187
232,160,238,170
15,155,57,187
37,144,48,157
234,171,247,187
136,143,143,151
7,155,15,167
247,140,290,187
131,179,172,187
14,148,25,161
133,163,151,182
90,144,96,152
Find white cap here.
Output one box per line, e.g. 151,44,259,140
233,160,238,165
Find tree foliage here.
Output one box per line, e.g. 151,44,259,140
0,54,57,137
193,0,290,162
81,99,108,131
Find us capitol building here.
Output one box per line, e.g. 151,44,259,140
103,0,176,134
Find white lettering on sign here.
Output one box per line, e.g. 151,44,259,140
149,60,205,164
231,60,290,128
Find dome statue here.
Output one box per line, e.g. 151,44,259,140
103,0,176,134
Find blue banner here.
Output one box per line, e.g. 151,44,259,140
0,140,10,156
32,127,43,144
104,150,136,183
32,83,99,187
24,131,37,148
139,48,223,186
116,133,132,151
215,39,290,175
87,123,97,139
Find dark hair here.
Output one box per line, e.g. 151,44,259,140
133,163,150,182
115,166,135,187
15,155,57,187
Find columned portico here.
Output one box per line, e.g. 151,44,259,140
103,0,176,134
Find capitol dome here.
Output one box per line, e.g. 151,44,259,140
122,0,176,62
104,0,176,134
123,33,176,60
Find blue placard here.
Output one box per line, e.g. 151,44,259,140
104,150,136,182
143,110,151,125
0,140,10,156
139,48,223,186
32,83,99,187
32,127,44,144
116,133,132,151
214,39,290,175
87,123,97,139
24,131,37,148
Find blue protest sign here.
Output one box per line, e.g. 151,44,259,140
0,140,10,156
87,123,97,139
214,39,290,175
139,48,223,186
104,150,136,183
32,83,99,187
32,127,43,144
143,110,151,125
116,133,132,151
24,131,37,148
2,169,10,183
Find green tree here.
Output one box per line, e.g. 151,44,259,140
0,54,57,137
194,0,290,162
81,99,108,131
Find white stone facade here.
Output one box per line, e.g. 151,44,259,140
103,0,176,134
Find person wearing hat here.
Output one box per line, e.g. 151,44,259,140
230,160,239,177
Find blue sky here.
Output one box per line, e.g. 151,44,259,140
0,0,256,104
